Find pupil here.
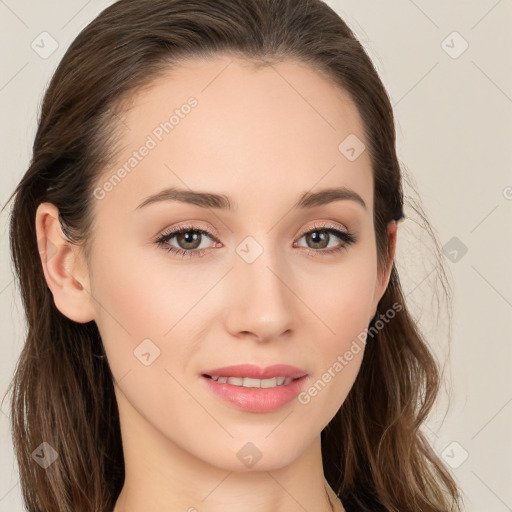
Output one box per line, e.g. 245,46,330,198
179,231,200,249
309,231,327,248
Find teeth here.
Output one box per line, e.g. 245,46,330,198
209,376,293,388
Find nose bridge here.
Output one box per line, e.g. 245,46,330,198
225,233,295,340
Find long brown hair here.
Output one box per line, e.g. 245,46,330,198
2,1,463,511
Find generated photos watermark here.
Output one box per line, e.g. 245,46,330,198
93,96,198,200
298,301,403,405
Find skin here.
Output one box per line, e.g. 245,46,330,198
36,54,397,512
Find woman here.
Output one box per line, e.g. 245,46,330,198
2,0,463,511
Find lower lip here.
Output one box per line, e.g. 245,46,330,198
201,375,309,413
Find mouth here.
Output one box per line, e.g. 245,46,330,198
200,364,309,413
201,363,308,380
202,374,298,387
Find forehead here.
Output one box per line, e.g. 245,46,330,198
95,54,373,217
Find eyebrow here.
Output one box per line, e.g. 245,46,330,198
135,186,367,211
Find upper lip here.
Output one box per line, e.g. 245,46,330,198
201,364,308,380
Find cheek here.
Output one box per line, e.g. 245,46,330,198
90,232,180,331
295,263,375,424
87,238,166,368
88,237,211,380
295,251,377,412
89,248,199,426
302,256,378,341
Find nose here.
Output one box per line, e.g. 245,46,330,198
223,246,295,343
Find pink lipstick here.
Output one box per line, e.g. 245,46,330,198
200,364,309,413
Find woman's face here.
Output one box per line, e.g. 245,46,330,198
73,55,395,471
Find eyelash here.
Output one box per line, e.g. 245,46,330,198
154,222,357,259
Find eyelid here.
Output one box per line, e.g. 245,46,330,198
155,221,220,241
296,220,349,237
155,220,349,243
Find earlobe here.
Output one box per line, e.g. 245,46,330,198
369,220,398,321
35,202,95,323
384,220,398,286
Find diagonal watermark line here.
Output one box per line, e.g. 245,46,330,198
472,60,512,105
77,279,132,336
0,1,29,29
113,368,132,387
201,59,233,93
107,108,131,132
164,163,233,234
405,268,436,297
0,279,12,296
201,471,233,501
469,204,499,233
266,163,337,234
471,0,504,29
0,62,29,92
392,62,439,108
471,471,512,510
471,265,512,309
163,267,234,337
265,266,336,335
62,0,92,29
265,472,309,512
0,481,19,503
471,397,512,440
53,260,132,336
270,65,336,130
406,0,439,28
164,368,234,438
265,409,294,438
423,421,439,439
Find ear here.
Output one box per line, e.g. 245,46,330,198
35,202,95,323
369,220,398,321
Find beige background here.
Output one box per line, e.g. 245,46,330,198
1,1,511,510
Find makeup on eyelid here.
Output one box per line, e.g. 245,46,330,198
153,221,358,259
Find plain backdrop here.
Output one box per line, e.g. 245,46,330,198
1,1,511,511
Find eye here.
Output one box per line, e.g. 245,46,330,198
154,221,357,259
294,222,357,256
154,224,219,258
